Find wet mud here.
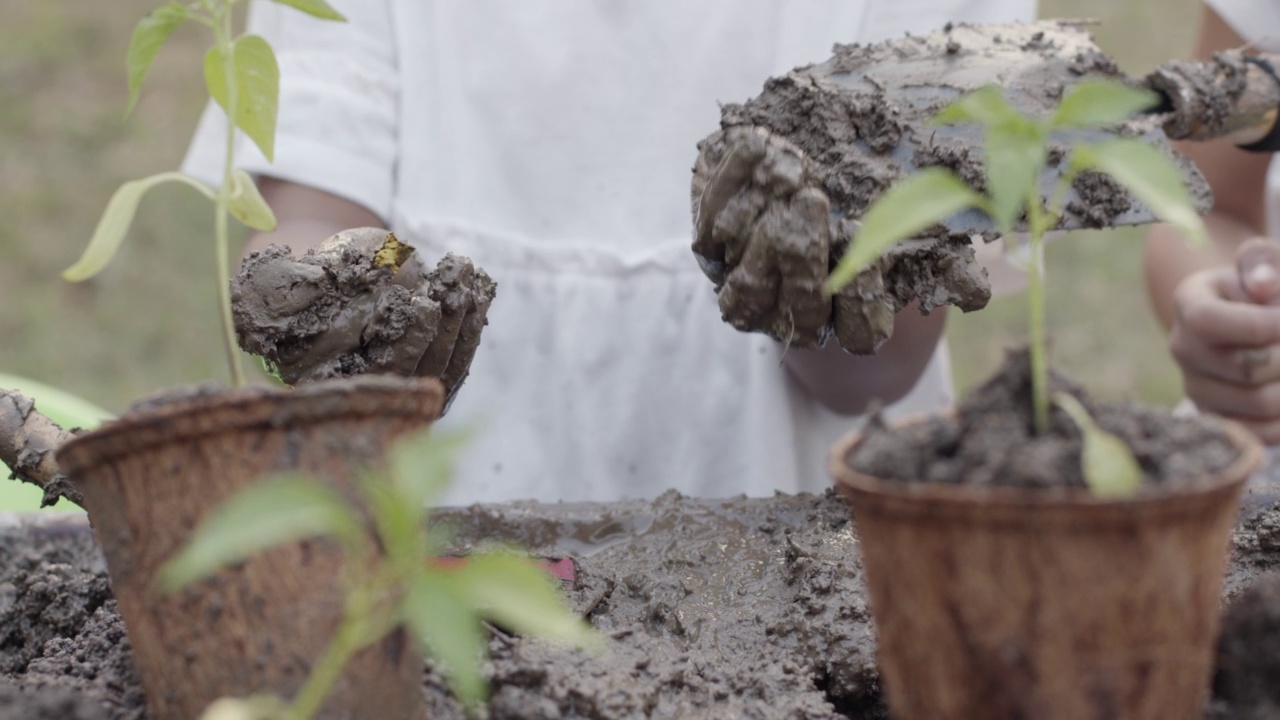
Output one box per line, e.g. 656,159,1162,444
692,21,1209,354
849,349,1238,490
1148,49,1280,145
232,228,495,406
8,468,1280,719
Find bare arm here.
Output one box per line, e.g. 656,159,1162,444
242,177,386,259
1144,5,1272,328
1143,4,1280,442
783,304,947,416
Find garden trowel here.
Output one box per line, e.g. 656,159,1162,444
743,19,1280,235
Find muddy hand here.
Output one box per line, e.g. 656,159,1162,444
232,228,496,409
692,127,835,348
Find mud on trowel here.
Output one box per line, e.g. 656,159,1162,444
701,19,1280,353
721,19,1279,239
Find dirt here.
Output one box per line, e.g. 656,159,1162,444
232,228,495,407
9,473,1280,719
1146,49,1269,143
0,494,881,720
848,349,1238,490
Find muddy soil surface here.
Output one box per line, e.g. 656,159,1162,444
6,471,1280,720
849,350,1239,490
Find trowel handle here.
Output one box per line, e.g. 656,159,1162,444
1147,51,1280,149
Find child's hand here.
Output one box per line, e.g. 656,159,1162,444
231,228,495,411
1170,237,1280,443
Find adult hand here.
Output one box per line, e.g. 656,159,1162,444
691,126,988,354
1170,237,1280,442
231,227,496,411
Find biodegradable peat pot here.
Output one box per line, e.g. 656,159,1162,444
829,414,1263,720
55,375,443,720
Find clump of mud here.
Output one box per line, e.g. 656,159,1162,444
232,228,495,405
1209,572,1280,720
848,349,1238,489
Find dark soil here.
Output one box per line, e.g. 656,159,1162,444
7,465,1280,719
849,349,1239,490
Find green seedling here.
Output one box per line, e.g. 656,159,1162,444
825,79,1209,496
158,428,604,720
62,0,347,387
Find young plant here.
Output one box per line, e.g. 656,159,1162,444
157,428,604,720
824,79,1209,496
61,0,347,387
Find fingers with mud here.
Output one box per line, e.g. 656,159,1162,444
415,254,497,407
693,127,833,347
0,390,81,508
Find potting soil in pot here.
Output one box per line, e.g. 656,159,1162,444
847,349,1240,491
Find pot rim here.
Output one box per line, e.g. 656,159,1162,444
56,375,444,472
829,411,1265,510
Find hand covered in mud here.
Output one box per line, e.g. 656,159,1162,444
691,127,988,354
1170,238,1280,443
231,228,496,410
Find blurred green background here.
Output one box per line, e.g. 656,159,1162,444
0,0,1204,509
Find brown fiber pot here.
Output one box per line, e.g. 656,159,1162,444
56,375,443,720
829,417,1263,720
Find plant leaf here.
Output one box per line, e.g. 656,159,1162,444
0,374,113,430
228,169,277,231
205,35,280,161
404,572,488,706
933,85,1023,127
361,472,423,569
1050,79,1159,129
1054,393,1143,499
125,2,188,115
984,117,1047,233
824,168,985,293
389,429,472,511
63,171,215,282
262,0,347,21
456,551,604,652
156,474,363,592
1072,139,1208,247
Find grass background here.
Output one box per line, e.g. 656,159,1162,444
0,0,1203,509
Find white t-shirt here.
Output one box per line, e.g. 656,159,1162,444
184,0,1035,504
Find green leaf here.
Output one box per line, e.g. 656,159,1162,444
389,429,472,511
456,551,604,652
933,85,1023,127
1072,139,1208,247
404,573,488,706
1050,79,1159,129
0,374,113,430
156,474,362,592
228,169,277,231
361,473,423,569
125,2,188,115
205,35,280,162
1055,393,1143,499
63,171,215,282
824,168,985,293
984,117,1048,232
263,0,348,21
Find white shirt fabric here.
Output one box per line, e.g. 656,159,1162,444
184,0,1035,505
